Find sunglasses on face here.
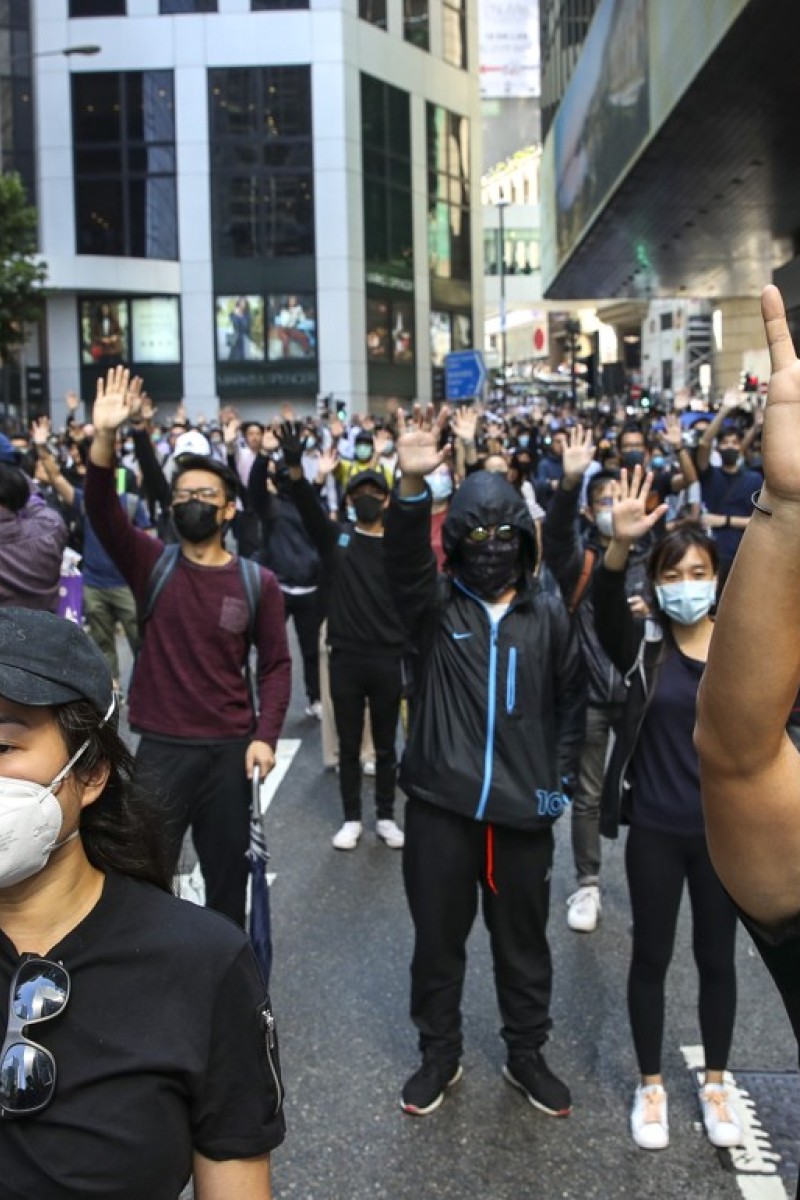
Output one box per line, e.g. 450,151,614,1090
465,524,517,544
0,957,70,1119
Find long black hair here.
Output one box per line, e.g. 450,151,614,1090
54,701,173,892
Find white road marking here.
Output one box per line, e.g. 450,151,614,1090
681,1044,789,1198
177,737,301,908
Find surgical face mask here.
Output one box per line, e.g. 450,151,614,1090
457,533,521,600
354,443,373,463
381,440,395,457
0,740,91,888
304,436,317,452
655,579,716,626
426,471,453,504
351,493,385,525
172,499,223,544
517,434,530,450
650,454,666,471
594,510,615,539
719,447,741,468
123,440,134,454
621,449,646,471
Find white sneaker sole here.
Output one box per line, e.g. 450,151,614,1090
400,1065,463,1116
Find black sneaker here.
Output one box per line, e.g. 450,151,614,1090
503,1051,572,1117
400,1060,463,1116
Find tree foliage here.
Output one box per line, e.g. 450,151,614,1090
0,172,47,364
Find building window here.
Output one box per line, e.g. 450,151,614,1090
359,0,387,30
362,74,412,275
442,0,466,69
70,1,126,14
660,311,673,331
252,0,308,8
72,72,177,259
209,67,314,259
427,104,471,281
404,0,429,49
483,228,539,275
159,0,216,12
0,0,35,204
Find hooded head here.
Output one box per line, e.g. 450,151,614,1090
442,470,537,599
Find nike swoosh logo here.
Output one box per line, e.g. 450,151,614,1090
452,632,473,641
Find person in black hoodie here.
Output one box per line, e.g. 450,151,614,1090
283,432,407,851
384,406,585,1120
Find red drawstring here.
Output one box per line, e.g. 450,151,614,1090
486,824,498,894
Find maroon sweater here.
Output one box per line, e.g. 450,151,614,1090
85,462,291,746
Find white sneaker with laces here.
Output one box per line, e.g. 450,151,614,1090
304,700,323,720
376,818,404,849
630,1083,669,1150
566,885,601,932
332,821,362,850
362,760,376,777
699,1083,743,1148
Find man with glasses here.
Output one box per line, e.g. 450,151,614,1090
384,408,585,1120
84,368,291,929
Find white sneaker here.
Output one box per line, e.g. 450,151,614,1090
332,821,362,850
630,1084,669,1150
304,700,323,720
376,818,405,849
566,885,601,932
699,1083,743,1148
362,760,376,776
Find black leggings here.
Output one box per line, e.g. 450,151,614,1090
626,824,738,1077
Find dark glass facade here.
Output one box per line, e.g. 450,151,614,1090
70,1,126,14
427,103,471,282
539,0,601,139
359,0,387,30
404,0,429,50
361,74,415,396
252,0,308,9
72,72,177,258
209,67,317,400
0,0,35,203
159,0,216,12
209,66,314,260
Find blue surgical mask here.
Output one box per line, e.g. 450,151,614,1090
354,443,373,463
426,471,453,503
518,434,530,450
304,436,317,451
381,439,395,456
650,454,666,470
655,579,716,625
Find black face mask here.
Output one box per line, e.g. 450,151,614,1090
621,450,646,470
172,499,222,544
352,494,385,525
719,447,740,468
457,534,521,600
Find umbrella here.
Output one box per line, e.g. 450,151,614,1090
246,766,273,987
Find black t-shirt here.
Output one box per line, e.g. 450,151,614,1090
630,645,705,835
0,871,285,1199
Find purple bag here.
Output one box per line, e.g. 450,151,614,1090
57,574,83,625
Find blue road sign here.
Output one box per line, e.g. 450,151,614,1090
445,350,487,402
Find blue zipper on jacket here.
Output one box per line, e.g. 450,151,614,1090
454,579,510,821
506,646,517,713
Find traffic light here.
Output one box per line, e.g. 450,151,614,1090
740,371,758,394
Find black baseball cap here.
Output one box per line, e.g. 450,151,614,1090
0,608,115,716
345,469,389,496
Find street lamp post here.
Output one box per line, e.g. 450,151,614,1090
497,198,508,407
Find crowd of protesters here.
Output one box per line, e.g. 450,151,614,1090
0,360,783,1193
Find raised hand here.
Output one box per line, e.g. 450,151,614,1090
663,412,683,450
610,466,669,544
759,284,800,504
562,424,596,484
720,388,742,414
65,390,80,414
280,402,295,423
316,447,338,478
223,417,240,448
276,421,304,467
396,404,449,481
31,415,51,447
126,375,144,422
140,391,156,423
452,405,480,443
329,415,345,440
373,428,392,456
93,366,132,435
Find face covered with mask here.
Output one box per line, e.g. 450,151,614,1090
654,542,717,626
347,474,388,527
457,524,521,600
171,468,234,545
718,440,742,470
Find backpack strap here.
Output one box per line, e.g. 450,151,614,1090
567,546,598,616
140,544,182,632
237,556,262,646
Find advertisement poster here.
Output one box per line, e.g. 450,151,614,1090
80,300,129,366
131,297,181,364
266,294,316,361
216,295,266,362
479,0,540,99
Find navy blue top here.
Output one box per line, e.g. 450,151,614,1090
630,644,705,835
699,464,762,562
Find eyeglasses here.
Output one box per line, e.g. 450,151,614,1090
172,487,223,504
465,524,517,544
0,957,70,1119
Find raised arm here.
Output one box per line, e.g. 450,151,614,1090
696,285,800,925
542,424,595,597
695,391,741,474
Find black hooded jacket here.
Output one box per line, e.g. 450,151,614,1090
384,472,586,833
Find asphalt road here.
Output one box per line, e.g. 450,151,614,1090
119,634,798,1200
